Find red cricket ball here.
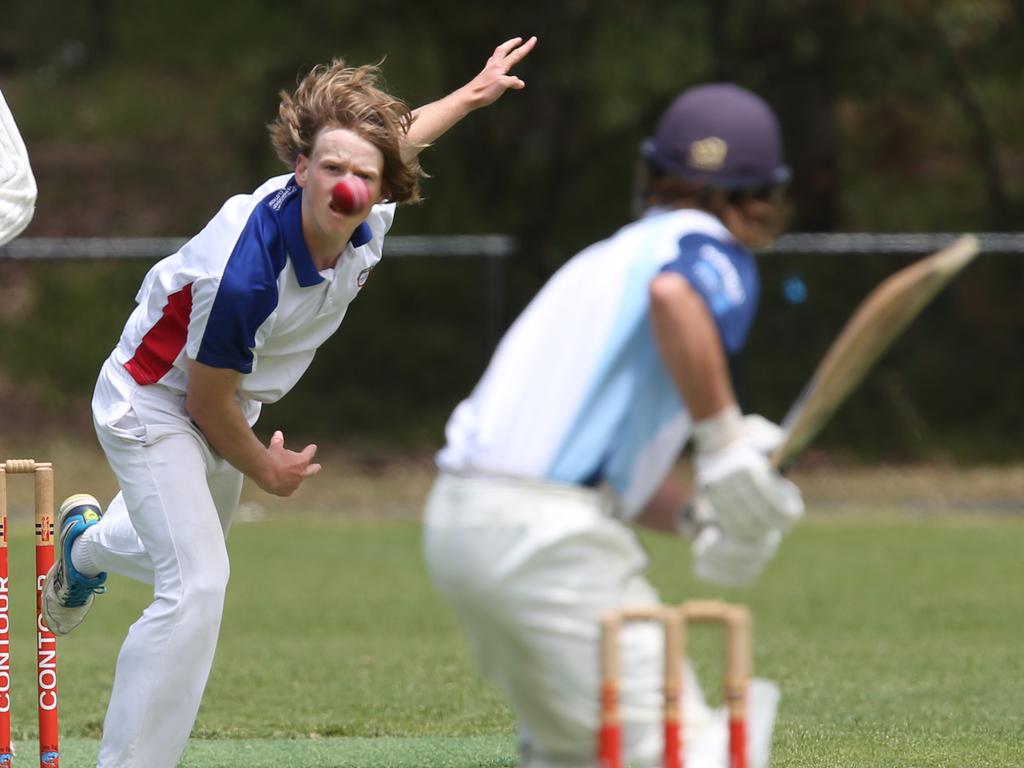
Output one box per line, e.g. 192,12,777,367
331,177,370,215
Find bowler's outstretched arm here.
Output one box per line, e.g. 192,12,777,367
403,36,537,160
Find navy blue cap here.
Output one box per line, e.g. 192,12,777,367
641,83,790,190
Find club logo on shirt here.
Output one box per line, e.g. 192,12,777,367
357,267,373,287
267,184,298,212
696,244,745,305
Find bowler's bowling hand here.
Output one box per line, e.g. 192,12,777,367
260,430,321,497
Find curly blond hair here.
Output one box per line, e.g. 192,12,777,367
269,59,423,203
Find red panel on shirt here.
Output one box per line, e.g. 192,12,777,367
123,283,194,385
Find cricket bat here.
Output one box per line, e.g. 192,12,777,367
770,234,980,470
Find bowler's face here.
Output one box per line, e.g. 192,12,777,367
295,126,385,237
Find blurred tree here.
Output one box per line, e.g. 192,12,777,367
0,0,1021,456
704,0,843,230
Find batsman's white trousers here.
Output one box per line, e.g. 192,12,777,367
423,471,779,768
80,359,243,768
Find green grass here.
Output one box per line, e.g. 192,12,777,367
2,511,1021,766
54,735,518,767
649,514,1024,766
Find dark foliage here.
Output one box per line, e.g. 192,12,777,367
1,0,1021,457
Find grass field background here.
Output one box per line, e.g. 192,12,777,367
0,441,1021,766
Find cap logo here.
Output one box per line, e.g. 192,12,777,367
689,137,728,171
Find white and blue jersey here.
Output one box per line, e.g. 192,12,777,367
109,173,394,421
437,209,758,517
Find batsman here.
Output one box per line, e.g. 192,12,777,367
424,84,805,767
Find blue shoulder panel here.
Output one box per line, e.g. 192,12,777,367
196,188,295,372
660,234,760,356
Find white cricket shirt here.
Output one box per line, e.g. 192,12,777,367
110,174,394,420
438,209,760,517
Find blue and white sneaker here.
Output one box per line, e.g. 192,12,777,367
41,494,107,636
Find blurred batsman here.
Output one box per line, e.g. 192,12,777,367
423,84,804,768
0,90,37,246
37,37,535,768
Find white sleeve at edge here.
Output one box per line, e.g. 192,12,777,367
0,90,37,247
371,202,397,238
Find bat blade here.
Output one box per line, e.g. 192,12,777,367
771,234,980,470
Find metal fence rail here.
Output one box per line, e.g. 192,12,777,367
0,234,518,261
3,233,1023,261
0,234,516,351
765,232,1024,255
3,233,1020,352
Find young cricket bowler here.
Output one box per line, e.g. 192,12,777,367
40,36,536,768
0,89,37,246
423,83,804,768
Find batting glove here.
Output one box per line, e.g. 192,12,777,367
692,525,782,587
693,407,805,541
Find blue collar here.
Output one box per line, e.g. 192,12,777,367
280,182,322,287
351,220,373,248
280,179,374,286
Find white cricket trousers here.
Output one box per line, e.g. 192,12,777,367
80,359,243,768
423,471,779,768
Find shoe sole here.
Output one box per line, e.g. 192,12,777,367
41,565,80,636
42,494,103,636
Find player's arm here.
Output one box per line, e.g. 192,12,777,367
649,271,803,543
403,36,536,160
649,272,736,421
185,359,320,497
634,474,690,535
633,473,782,587
642,272,798,585
0,90,37,247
